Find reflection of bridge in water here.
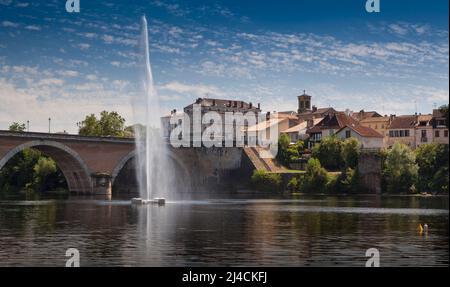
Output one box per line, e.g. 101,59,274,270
0,130,249,195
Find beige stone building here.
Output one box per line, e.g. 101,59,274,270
335,124,384,149
386,115,417,148
359,116,392,146
431,109,449,145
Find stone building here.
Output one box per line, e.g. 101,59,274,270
296,91,337,121
431,109,449,145
335,124,384,149
386,115,417,148
183,98,262,145
306,112,358,147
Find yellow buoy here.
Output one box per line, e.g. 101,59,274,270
418,224,424,234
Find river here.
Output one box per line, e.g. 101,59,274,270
0,193,448,266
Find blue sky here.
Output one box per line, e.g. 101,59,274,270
0,0,448,133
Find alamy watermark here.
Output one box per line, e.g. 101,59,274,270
167,105,279,159
365,248,380,267
66,0,80,13
365,0,380,13
65,248,80,267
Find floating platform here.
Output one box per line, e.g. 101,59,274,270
131,198,166,205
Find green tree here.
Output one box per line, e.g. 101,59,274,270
78,111,126,137
311,136,343,170
78,114,100,136
383,142,418,193
342,137,361,169
301,158,329,193
9,122,26,132
32,157,57,191
415,143,449,193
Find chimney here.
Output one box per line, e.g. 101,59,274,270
312,105,317,112
249,102,253,108
266,111,271,120
360,109,364,119
258,103,260,109
212,99,216,106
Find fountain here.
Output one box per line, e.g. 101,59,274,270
131,15,171,206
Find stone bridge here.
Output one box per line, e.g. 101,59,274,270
0,130,247,195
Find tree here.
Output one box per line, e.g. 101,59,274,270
383,142,418,193
9,122,26,132
301,158,329,193
415,143,449,193
78,111,126,137
311,136,343,170
439,104,449,128
342,137,361,169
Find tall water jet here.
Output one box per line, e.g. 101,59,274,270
132,16,171,203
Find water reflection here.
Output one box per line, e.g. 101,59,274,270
0,195,448,266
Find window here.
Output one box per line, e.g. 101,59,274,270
345,130,351,138
394,130,399,137
421,130,427,138
389,130,394,137
405,130,410,137
435,130,440,137
445,130,448,138
400,130,404,137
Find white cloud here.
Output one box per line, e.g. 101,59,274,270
58,70,79,77
25,25,41,31
159,81,224,98
78,43,91,50
1,21,19,28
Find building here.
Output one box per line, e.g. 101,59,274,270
351,110,382,122
281,117,323,143
386,115,417,148
246,112,299,143
431,109,449,145
414,114,433,148
335,124,384,149
306,112,358,147
296,91,337,121
183,98,262,145
359,116,392,147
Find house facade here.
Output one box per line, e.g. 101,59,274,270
335,124,384,149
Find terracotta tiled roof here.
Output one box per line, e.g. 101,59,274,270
337,124,383,138
306,113,357,134
351,111,382,121
389,115,417,129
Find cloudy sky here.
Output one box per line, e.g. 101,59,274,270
0,0,448,133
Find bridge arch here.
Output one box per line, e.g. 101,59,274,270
111,148,192,192
0,140,92,193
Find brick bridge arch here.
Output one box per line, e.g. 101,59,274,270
0,140,92,193
111,149,193,189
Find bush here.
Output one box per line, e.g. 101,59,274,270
301,158,329,193
276,134,305,166
382,142,418,193
342,137,361,169
251,170,282,192
311,136,343,170
330,168,361,193
415,143,449,193
286,176,299,192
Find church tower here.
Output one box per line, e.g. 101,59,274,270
297,90,311,114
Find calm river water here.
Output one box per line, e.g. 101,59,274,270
0,193,448,267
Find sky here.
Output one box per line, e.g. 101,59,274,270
0,0,448,133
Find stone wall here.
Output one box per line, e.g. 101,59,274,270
358,151,382,194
